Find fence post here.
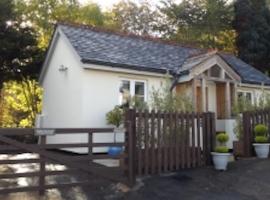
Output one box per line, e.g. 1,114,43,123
243,112,252,157
88,132,93,161
125,109,136,186
202,112,216,165
39,135,46,196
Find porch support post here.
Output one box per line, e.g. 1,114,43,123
225,81,231,118
201,78,206,112
192,78,197,111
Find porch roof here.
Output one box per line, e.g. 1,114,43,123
58,23,270,86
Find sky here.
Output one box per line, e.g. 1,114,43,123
79,0,182,10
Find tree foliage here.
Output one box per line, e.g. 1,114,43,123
0,0,43,85
15,0,106,48
233,0,270,73
111,0,162,36
0,80,42,128
160,0,235,52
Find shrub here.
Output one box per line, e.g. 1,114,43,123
216,133,229,144
106,106,123,128
254,124,268,137
215,146,229,153
255,136,269,143
215,133,229,153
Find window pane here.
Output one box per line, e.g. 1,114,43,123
246,92,252,102
120,80,130,93
237,92,243,99
135,82,144,96
120,80,130,105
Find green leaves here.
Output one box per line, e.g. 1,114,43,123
234,0,270,73
15,0,106,49
1,79,42,128
0,0,43,84
215,133,229,153
111,1,161,36
160,0,235,51
106,106,123,128
150,79,193,112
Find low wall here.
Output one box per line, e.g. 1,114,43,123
216,119,237,149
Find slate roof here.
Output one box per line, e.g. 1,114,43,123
220,54,270,85
59,23,270,85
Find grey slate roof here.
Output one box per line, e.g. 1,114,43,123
59,24,270,85
220,54,270,85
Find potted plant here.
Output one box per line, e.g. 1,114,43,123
211,133,231,171
106,106,124,156
253,124,270,158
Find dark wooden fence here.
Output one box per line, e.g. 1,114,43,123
242,109,270,157
0,110,216,195
125,109,216,179
0,128,128,195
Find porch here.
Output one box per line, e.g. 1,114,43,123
176,54,242,148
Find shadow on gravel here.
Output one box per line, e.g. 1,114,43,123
120,158,270,200
1,158,270,200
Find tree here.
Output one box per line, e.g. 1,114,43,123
160,0,235,51
15,0,105,48
111,0,162,36
233,0,270,73
1,80,42,128
0,0,43,86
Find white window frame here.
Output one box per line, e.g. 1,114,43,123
237,90,254,104
119,78,147,105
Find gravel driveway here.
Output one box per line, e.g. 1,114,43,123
121,158,270,200
1,158,270,200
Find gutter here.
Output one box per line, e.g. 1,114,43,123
170,70,190,91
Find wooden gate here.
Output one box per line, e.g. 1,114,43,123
0,110,216,195
125,109,216,179
0,128,129,195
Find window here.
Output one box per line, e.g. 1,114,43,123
119,79,146,105
237,91,253,104
210,65,221,78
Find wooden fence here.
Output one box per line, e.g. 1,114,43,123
0,128,128,195
242,109,270,157
125,109,216,178
0,109,216,195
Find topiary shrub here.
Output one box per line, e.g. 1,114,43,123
215,146,229,153
106,106,123,128
215,133,229,153
254,124,268,137
217,133,229,144
255,136,269,143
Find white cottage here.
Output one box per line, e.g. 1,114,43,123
38,23,270,151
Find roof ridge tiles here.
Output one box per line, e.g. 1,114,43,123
57,21,207,50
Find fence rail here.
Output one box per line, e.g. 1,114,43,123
0,128,128,195
0,110,216,195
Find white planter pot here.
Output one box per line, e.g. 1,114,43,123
253,143,270,158
211,152,231,171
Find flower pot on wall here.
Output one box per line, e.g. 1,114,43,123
253,143,270,158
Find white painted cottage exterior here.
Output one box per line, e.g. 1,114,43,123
39,23,270,152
